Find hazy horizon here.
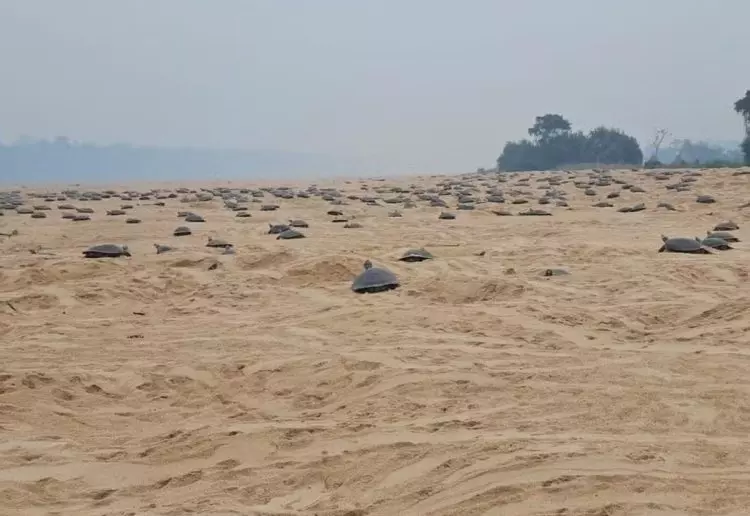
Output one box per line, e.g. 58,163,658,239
1,0,749,179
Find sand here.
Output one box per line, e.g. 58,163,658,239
1,168,750,515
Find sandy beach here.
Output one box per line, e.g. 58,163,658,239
2,168,750,515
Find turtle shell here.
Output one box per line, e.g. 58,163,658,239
399,248,433,262
352,266,399,293
206,238,232,248
706,231,739,242
661,237,708,253
700,237,733,250
83,244,129,258
276,229,305,240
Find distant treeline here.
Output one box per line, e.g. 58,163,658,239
496,114,643,172
0,137,348,184
496,113,748,172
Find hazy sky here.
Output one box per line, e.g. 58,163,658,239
1,0,749,174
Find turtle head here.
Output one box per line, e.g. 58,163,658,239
363,259,373,270
706,230,711,236
122,244,129,252
695,237,701,243
660,234,668,242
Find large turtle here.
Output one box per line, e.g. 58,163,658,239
268,223,290,235
658,235,712,254
714,220,739,231
83,244,131,258
706,230,739,243
184,212,205,222
696,236,733,251
173,226,191,236
351,260,400,294
276,229,305,240
206,237,232,248
154,243,174,254
398,248,433,262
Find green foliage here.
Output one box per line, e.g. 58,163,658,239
742,137,750,165
528,114,571,142
735,90,750,125
497,115,643,172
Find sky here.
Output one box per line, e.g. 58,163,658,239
0,0,748,175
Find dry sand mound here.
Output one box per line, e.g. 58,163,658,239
2,168,750,515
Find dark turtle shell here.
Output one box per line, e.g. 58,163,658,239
276,229,305,240
706,231,739,243
206,237,232,248
352,265,399,293
184,213,205,222
399,248,433,262
713,221,739,231
173,226,192,236
698,237,733,250
268,224,290,234
83,244,130,258
659,236,711,254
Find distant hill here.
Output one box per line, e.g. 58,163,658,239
0,138,364,184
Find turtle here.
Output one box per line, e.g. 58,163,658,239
696,195,716,204
344,222,363,229
126,217,141,224
398,248,433,262
73,214,91,221
107,209,126,216
696,236,733,251
706,231,739,243
276,229,305,240
658,235,712,254
288,219,309,228
438,212,456,220
268,223,290,235
184,213,205,222
351,260,400,294
491,209,513,216
657,202,677,211
83,244,131,258
154,243,174,254
543,268,570,277
714,221,739,231
206,237,232,248
173,226,191,236
519,208,551,216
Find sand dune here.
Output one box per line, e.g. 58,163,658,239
2,168,750,515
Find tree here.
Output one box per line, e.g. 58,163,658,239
734,90,750,129
584,127,643,165
735,91,750,164
497,114,643,172
496,139,543,172
528,114,571,143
